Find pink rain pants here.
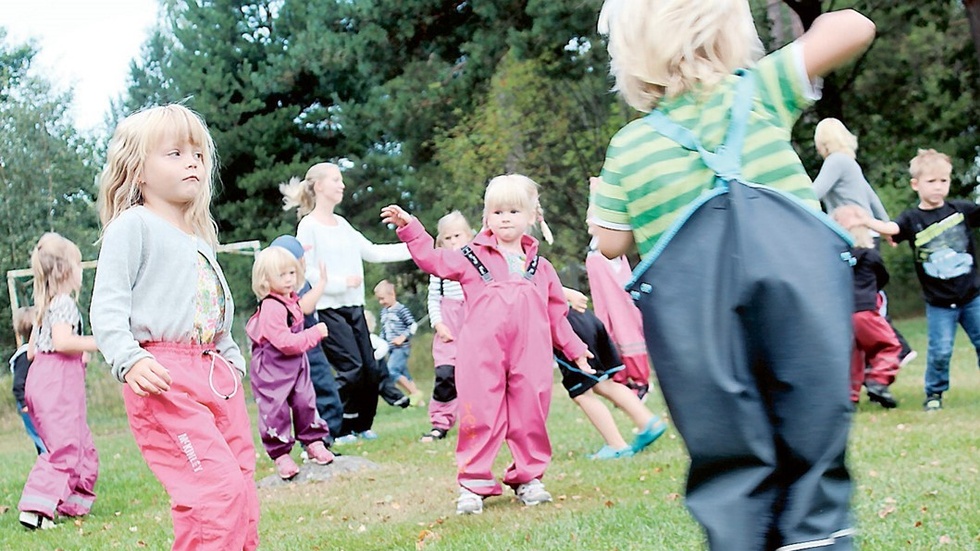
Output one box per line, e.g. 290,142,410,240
19,351,98,518
455,278,554,496
123,342,258,551
428,296,465,431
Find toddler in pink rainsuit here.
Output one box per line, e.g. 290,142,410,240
18,233,100,531
246,246,334,480
382,174,592,515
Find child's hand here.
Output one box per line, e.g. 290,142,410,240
314,322,329,338
434,322,454,343
346,275,363,288
392,335,407,346
563,288,589,313
380,205,413,228
125,357,173,397
574,350,596,374
21,405,28,413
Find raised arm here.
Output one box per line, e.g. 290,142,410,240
798,9,876,80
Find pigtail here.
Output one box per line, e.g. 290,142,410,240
536,203,554,245
279,176,317,219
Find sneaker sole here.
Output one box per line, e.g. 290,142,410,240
867,393,897,409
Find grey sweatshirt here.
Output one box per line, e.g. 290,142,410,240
90,207,245,383
812,152,889,220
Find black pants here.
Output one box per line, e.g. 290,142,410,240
630,183,854,550
377,356,408,407
305,345,344,439
317,306,384,435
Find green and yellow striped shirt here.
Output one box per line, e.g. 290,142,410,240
593,44,821,259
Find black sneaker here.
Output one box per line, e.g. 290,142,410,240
865,382,898,409
923,393,942,412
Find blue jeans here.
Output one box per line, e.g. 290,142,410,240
924,295,980,396
17,399,47,455
387,346,412,381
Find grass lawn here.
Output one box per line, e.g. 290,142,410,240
0,317,978,550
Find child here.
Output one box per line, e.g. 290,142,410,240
9,306,47,455
246,246,334,479
591,3,874,549
281,162,411,441
832,206,901,409
555,307,666,459
364,309,411,416
374,279,423,405
381,174,592,515
91,104,258,550
17,233,100,530
584,186,651,399
863,149,980,412
270,235,344,443
420,211,474,443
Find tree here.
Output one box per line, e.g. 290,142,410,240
0,29,100,354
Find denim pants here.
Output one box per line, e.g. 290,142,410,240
924,295,980,396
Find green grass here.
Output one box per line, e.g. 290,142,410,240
0,320,978,550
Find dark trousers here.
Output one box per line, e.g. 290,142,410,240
305,345,344,440
317,306,384,435
377,356,408,407
630,184,854,550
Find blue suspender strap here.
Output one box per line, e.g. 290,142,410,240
460,246,493,282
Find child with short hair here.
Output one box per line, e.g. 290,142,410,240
91,104,258,550
382,174,592,515
269,235,345,443
9,306,46,455
363,309,410,416
420,211,474,442
832,205,901,409
591,3,875,548
246,246,334,479
863,149,980,412
17,233,100,530
555,307,666,459
374,279,423,405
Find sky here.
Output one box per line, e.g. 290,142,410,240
0,0,160,132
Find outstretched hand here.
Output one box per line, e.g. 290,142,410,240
380,205,413,228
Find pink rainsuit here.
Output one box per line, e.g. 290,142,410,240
585,251,651,387
428,286,465,431
18,351,98,518
246,293,330,459
398,219,586,496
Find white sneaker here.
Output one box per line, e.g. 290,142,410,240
19,511,56,530
456,487,484,515
515,479,552,506
900,350,918,367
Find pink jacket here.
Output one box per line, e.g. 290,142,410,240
245,292,322,355
397,218,587,361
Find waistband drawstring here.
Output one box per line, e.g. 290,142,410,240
203,350,239,400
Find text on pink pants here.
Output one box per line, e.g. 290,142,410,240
124,342,259,551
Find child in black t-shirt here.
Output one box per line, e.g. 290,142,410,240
864,149,980,411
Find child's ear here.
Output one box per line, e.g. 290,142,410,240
910,178,919,191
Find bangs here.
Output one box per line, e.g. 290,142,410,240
484,174,537,214
143,105,215,170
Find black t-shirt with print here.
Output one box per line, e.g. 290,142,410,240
894,200,980,307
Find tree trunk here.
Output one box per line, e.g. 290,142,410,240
965,0,980,67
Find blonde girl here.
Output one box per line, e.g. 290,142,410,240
382,174,591,515
812,117,890,223
281,162,410,442
419,210,475,442
245,246,333,480
18,233,100,530
91,104,258,551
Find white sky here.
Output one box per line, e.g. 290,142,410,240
0,0,160,132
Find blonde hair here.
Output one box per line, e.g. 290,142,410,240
598,0,763,112
831,205,874,249
13,306,35,341
98,104,219,246
435,211,475,248
280,162,340,218
31,233,82,327
484,174,554,244
909,148,952,180
251,246,301,300
814,118,858,159
374,279,395,296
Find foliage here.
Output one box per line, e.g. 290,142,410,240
0,29,100,357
